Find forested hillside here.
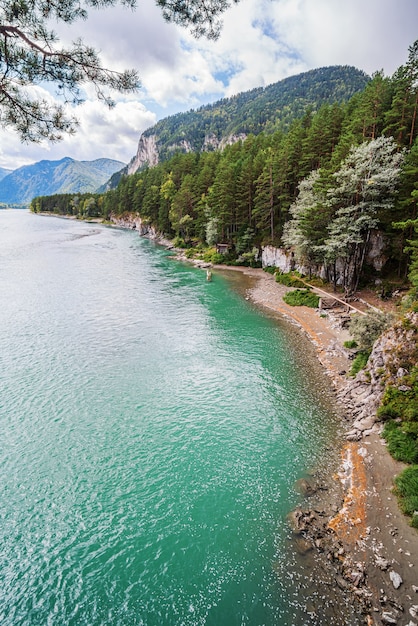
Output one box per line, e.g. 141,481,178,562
32,42,418,301
104,65,369,184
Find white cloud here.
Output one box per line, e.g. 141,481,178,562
0,96,156,169
268,0,418,76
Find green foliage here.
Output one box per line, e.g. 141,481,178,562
263,266,277,275
202,250,224,264
378,367,418,422
156,0,242,39
283,289,320,308
383,421,418,464
349,350,371,376
275,272,306,287
343,339,358,349
394,466,418,528
173,236,186,248
0,0,140,142
30,192,101,216
348,311,393,351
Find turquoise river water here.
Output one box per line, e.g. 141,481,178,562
0,211,360,625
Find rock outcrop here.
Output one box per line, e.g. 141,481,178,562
340,312,418,440
261,230,388,282
127,135,159,175
127,132,248,176
109,213,173,248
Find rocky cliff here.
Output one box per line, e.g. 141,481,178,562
127,135,160,175
126,132,248,175
262,230,388,283
340,311,418,440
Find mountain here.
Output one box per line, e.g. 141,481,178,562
0,157,126,205
116,65,369,182
0,167,12,181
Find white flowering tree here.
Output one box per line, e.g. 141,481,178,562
324,137,404,293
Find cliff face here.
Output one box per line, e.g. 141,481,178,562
109,213,173,248
127,132,248,175
261,230,387,281
127,135,159,175
340,312,418,440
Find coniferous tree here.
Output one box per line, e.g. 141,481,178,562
282,170,329,275
0,0,239,141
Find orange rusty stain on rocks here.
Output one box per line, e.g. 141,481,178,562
328,442,368,548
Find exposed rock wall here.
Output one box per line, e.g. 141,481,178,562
127,132,248,175
109,213,173,248
127,135,159,175
340,312,418,440
261,230,388,282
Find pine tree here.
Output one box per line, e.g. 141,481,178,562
282,170,329,275
0,0,239,140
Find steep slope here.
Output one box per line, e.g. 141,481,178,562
123,65,369,177
0,167,12,181
0,157,126,205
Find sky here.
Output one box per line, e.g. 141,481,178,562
1,0,418,171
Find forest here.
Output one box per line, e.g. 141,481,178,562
32,42,418,302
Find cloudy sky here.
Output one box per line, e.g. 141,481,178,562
1,0,417,170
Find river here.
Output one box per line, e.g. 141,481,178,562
0,210,359,625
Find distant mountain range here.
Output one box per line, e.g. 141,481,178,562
0,157,126,205
104,65,369,188
0,167,12,182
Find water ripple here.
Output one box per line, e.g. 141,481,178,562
0,212,358,626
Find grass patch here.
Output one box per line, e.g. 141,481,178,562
382,420,418,464
275,272,306,288
394,466,418,529
283,289,320,308
344,339,358,349
377,367,418,422
350,350,371,376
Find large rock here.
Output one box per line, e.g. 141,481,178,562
340,312,418,439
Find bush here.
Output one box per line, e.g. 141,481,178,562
348,311,394,351
394,466,418,528
275,272,306,288
350,350,371,376
383,421,418,464
263,266,277,275
344,340,358,349
283,289,320,308
202,249,225,264
173,236,186,248
378,368,418,422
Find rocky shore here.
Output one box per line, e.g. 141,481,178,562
48,215,417,625
214,266,418,626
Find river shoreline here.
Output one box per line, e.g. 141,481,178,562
212,264,418,626
35,213,418,624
